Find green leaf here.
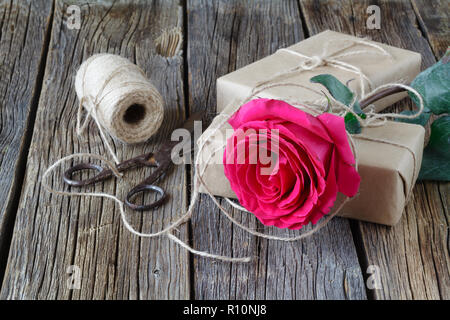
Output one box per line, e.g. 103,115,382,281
344,112,361,134
352,101,364,115
418,116,450,181
427,116,450,158
311,74,355,106
410,50,450,115
395,110,431,126
418,150,450,181
311,74,366,134
311,74,364,113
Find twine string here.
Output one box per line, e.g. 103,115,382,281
266,37,391,98
41,153,251,263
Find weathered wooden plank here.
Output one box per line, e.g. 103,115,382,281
187,0,367,300
1,0,189,299
0,0,53,280
299,0,449,299
411,0,449,58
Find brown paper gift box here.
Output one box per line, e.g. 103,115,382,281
197,30,425,226
217,30,421,113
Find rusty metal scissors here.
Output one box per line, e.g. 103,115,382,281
63,113,201,211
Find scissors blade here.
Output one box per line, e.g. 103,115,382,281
153,112,203,164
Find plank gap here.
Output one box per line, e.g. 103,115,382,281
0,0,55,288
188,0,366,300
180,0,195,300
296,1,372,300
296,0,310,38
348,219,375,300
410,0,449,59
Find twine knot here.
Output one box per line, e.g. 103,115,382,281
275,38,394,98
300,55,326,70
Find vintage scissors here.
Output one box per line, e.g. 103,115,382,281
63,113,201,211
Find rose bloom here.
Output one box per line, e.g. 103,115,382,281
223,98,360,230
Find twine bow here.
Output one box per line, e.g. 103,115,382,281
259,38,393,99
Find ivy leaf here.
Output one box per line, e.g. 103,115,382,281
395,109,431,127
418,152,450,181
410,50,450,115
352,101,364,115
427,115,450,158
311,74,365,134
418,116,450,181
311,74,354,105
310,74,364,114
344,112,361,134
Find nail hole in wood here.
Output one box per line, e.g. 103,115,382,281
155,27,182,57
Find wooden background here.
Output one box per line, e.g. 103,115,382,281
0,0,448,299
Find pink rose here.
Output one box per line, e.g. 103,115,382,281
223,98,360,230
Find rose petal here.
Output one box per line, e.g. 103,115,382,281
229,99,333,142
317,113,355,165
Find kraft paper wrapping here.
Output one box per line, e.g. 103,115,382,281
217,30,422,113
197,30,425,226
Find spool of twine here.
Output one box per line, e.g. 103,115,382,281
75,53,164,144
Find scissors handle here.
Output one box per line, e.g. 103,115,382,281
124,162,170,210
125,185,166,210
63,152,156,187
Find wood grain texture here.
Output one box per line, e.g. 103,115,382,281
0,0,190,299
0,0,447,300
0,0,53,277
299,0,449,299
411,0,449,58
187,0,367,300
